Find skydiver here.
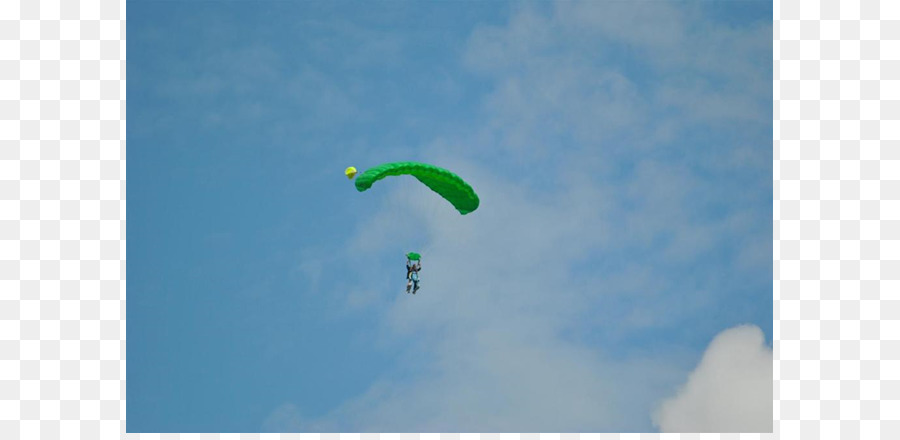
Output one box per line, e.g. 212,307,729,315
406,258,421,294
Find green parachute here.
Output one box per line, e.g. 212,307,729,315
352,161,480,215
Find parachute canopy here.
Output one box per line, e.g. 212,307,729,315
406,252,421,261
354,161,480,215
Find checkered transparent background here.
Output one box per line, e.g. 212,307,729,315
1,0,897,439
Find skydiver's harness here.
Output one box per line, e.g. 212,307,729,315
407,261,420,282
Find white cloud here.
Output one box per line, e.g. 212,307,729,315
652,324,773,433
263,403,308,432
463,0,771,160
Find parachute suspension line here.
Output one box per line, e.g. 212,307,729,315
401,173,427,265
398,171,419,218
425,182,442,225
399,171,411,211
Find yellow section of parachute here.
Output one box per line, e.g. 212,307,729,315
345,166,357,179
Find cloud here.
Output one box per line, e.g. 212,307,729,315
309,333,689,433
263,403,308,432
463,0,771,161
652,325,774,433
263,402,337,433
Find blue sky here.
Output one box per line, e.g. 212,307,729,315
128,0,772,433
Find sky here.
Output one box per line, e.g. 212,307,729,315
128,0,773,433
